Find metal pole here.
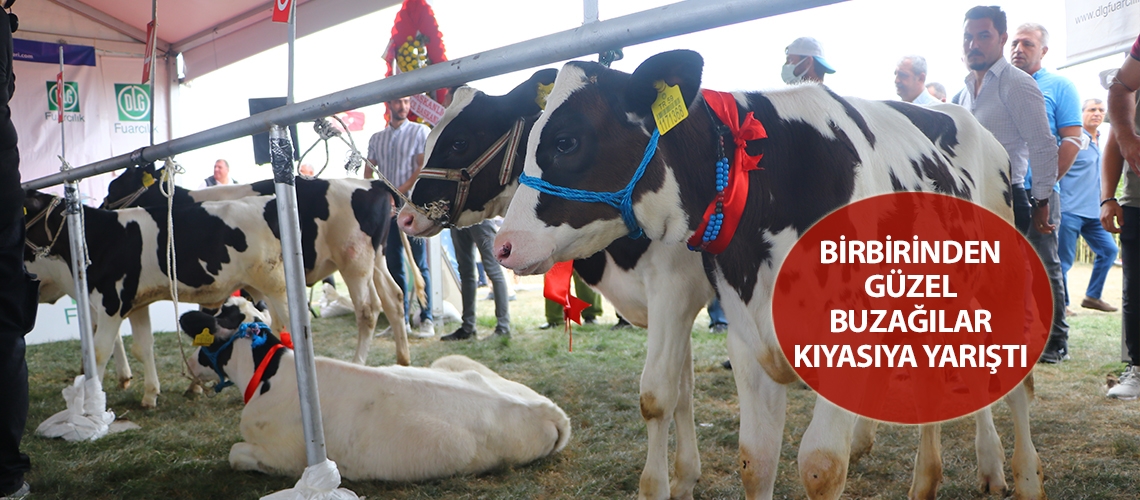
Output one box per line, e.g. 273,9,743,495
58,44,98,384
148,0,156,146
583,0,598,24
276,1,328,467
22,0,846,190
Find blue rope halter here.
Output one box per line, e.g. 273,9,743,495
199,321,270,393
518,129,660,239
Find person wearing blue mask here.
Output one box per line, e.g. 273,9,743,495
783,37,835,85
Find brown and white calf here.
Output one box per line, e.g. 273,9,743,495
179,298,570,481
397,70,712,499
101,166,409,367
494,51,1042,499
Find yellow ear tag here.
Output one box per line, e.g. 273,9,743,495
193,328,215,347
651,80,688,135
141,172,155,188
535,82,554,110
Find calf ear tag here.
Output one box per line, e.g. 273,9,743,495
651,80,688,135
141,172,155,187
193,328,215,347
535,82,553,110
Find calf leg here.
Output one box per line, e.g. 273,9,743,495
373,262,409,366
849,417,878,465
341,267,381,365
908,424,943,500
93,314,125,391
1006,378,1044,499
669,337,700,500
126,309,160,408
974,406,1007,494
637,293,702,500
110,320,131,389
229,442,275,474
798,398,855,500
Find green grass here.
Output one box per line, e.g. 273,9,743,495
18,277,1140,499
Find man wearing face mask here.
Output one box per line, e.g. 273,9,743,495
783,37,835,84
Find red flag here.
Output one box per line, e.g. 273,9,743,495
543,261,590,351
141,21,156,84
271,0,293,23
55,72,63,123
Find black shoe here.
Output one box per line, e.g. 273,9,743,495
610,317,633,330
1037,340,1069,364
710,322,728,334
722,359,732,370
538,322,557,330
486,327,510,340
441,328,475,341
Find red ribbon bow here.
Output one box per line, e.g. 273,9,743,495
686,89,767,254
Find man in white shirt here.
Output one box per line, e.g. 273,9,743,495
895,55,940,106
367,97,435,338
198,159,237,188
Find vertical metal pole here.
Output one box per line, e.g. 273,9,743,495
58,44,98,384
275,0,328,467
147,0,156,146
583,0,598,23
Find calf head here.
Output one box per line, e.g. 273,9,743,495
495,50,712,274
181,296,280,395
102,164,155,209
399,68,557,237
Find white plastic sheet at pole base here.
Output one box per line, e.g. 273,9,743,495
35,375,116,441
260,460,359,500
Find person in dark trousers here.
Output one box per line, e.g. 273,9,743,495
0,4,40,498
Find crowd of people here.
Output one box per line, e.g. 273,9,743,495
2,4,1139,498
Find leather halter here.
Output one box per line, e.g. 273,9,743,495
416,117,525,226
24,197,65,258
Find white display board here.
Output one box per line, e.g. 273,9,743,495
27,299,196,346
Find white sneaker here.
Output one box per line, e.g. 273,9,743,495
1107,366,1140,400
375,321,411,338
414,319,436,338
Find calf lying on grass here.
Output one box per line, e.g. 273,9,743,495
180,298,571,481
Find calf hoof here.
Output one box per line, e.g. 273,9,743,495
184,381,204,397
141,394,158,409
800,450,847,500
977,472,1008,495
119,377,132,390
1011,465,1045,500
908,480,941,500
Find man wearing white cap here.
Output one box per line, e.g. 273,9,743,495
783,36,835,84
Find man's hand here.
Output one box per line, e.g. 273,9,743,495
1032,204,1055,234
1100,199,1124,233
1118,135,1140,177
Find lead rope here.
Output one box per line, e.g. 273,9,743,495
158,158,207,392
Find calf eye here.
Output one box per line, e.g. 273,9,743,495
555,137,579,155
451,140,468,153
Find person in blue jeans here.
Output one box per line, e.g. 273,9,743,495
384,223,434,336
1058,99,1118,313
707,298,728,333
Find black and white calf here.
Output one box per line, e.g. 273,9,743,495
180,297,570,480
397,70,712,500
495,51,1041,499
102,166,409,368
24,191,294,409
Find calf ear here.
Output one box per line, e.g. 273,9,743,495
625,50,703,121
179,310,218,340
505,68,559,116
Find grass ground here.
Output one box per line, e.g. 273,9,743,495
17,263,1139,499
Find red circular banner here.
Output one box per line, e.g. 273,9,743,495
773,192,1051,424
